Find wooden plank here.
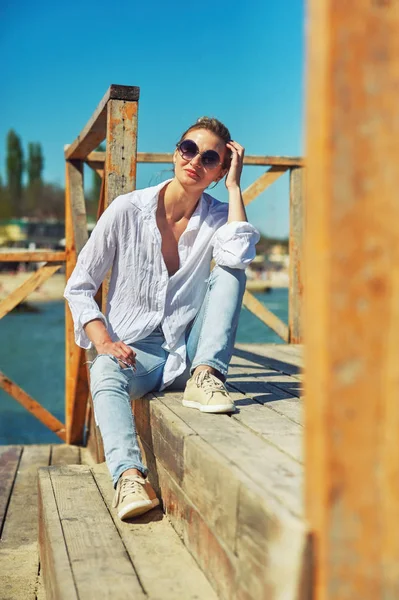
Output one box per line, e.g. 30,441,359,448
104,97,138,209
231,359,303,399
102,96,138,313
242,166,287,206
243,155,304,168
84,159,104,177
0,373,66,441
156,392,304,517
83,345,105,464
66,160,88,255
140,435,309,600
235,473,311,600
86,150,304,167
305,1,399,598
93,462,219,600
65,159,77,281
226,384,304,463
289,167,305,343
84,395,105,464
49,465,145,598
0,445,51,600
242,290,289,342
65,159,78,449
64,84,140,160
0,264,61,319
0,446,22,536
38,468,78,600
96,169,105,220
227,362,303,425
51,444,81,466
66,347,90,446
234,343,303,377
65,160,90,445
0,251,66,262
135,396,241,551
236,342,304,369
139,440,239,600
133,396,194,485
35,568,47,600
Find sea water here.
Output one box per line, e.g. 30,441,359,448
0,289,288,444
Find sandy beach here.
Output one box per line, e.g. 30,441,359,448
0,272,66,304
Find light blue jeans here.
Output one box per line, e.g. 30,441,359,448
89,265,246,487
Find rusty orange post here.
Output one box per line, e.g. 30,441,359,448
289,167,304,343
305,1,399,598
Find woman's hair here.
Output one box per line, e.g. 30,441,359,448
177,116,232,169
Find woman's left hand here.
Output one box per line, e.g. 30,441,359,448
224,140,244,190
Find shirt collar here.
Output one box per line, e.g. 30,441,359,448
130,178,210,231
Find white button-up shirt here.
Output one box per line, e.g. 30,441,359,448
64,179,260,388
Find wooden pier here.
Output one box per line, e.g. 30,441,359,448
0,344,306,599
2,0,399,594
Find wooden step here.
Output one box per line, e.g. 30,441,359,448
0,444,81,600
38,463,218,600
133,343,311,600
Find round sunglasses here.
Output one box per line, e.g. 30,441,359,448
176,139,222,170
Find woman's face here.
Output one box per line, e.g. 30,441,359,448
173,128,228,191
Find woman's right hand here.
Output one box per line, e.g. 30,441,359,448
83,319,137,369
95,340,137,369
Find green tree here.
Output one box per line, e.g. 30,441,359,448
0,172,12,219
25,142,44,215
27,142,44,184
6,130,24,217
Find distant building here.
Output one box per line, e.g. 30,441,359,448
267,243,289,268
0,219,65,249
0,219,28,246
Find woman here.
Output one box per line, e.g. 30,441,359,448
64,116,260,520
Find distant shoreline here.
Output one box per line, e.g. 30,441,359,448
0,272,66,304
0,271,289,308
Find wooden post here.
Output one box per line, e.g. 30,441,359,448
305,2,399,598
65,160,89,445
102,96,139,312
87,92,139,461
289,167,304,343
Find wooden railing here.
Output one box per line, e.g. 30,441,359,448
0,252,66,440
0,84,305,447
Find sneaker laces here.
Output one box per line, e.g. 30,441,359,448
194,370,229,397
113,475,145,506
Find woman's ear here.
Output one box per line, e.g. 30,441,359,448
217,166,229,181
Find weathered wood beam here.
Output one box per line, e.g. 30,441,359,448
64,85,140,160
67,161,88,254
305,1,399,598
84,150,303,168
242,166,287,206
67,347,91,446
101,96,138,312
0,264,62,319
65,160,90,445
289,168,304,343
0,251,66,262
0,372,66,441
242,290,289,343
85,160,104,177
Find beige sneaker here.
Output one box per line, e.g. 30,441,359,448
182,370,235,413
112,475,159,520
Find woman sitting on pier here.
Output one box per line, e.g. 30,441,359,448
64,117,259,520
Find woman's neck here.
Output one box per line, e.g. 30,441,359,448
160,178,202,224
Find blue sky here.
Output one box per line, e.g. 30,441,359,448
0,0,305,237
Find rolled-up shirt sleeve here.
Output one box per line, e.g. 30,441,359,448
212,221,260,269
64,202,118,349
